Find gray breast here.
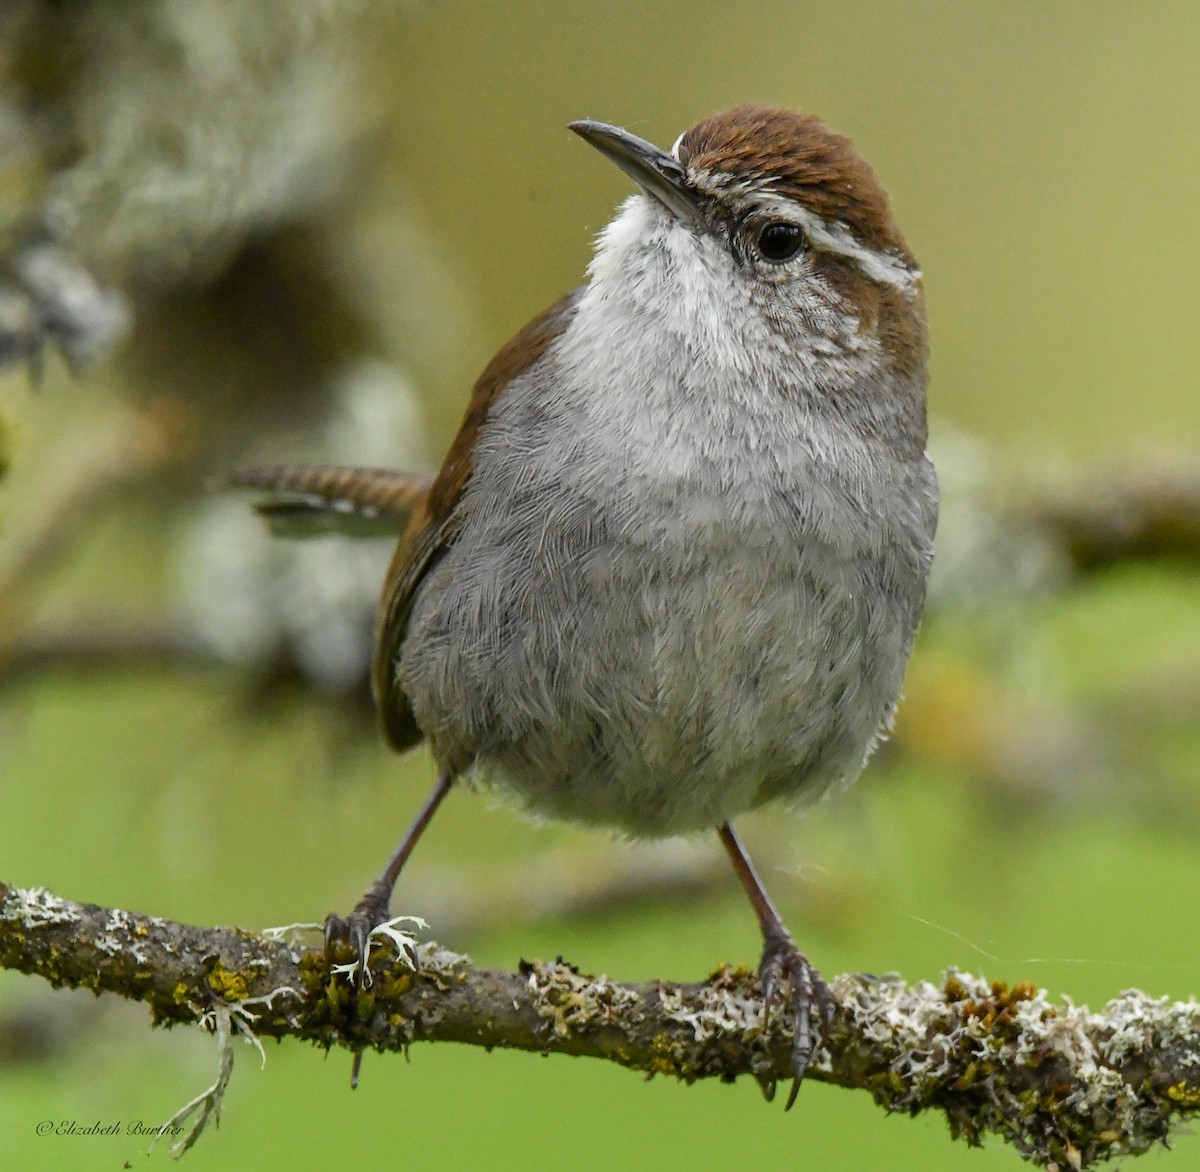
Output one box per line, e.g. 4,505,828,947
398,336,936,837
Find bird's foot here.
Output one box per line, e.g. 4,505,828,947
757,928,834,1109
324,882,425,986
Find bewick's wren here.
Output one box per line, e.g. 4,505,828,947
234,106,937,1102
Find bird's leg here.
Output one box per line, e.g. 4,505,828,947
325,772,453,979
717,822,833,1109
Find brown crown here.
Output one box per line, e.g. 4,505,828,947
677,106,912,263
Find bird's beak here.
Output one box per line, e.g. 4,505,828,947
569,120,702,226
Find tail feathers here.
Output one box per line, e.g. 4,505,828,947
226,464,431,539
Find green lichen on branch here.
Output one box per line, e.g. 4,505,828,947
2,881,1198,1168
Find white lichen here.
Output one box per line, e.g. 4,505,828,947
833,969,1200,1164
6,885,80,927
260,921,323,946
94,907,135,956
659,983,762,1045
525,960,640,1037
330,915,427,987
154,1003,236,1157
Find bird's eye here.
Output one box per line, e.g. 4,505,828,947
757,222,805,263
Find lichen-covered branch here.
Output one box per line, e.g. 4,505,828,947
2,881,1197,1169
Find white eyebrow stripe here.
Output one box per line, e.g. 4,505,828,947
684,169,921,293
797,208,921,293
753,192,920,294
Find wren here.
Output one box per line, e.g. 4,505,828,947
233,106,937,1103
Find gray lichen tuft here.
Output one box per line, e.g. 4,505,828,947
523,957,642,1037
6,885,81,928
834,969,1200,1168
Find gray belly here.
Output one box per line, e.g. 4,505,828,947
399,476,925,836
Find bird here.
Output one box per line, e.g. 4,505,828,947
231,105,938,1105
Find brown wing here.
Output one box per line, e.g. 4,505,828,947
372,288,583,752
227,465,431,538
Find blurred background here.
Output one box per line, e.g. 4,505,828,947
1,2,1198,1168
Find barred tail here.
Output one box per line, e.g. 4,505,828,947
225,464,431,539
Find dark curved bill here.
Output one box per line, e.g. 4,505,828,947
569,120,702,225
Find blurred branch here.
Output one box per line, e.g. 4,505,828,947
0,617,215,693
0,403,172,625
3,882,1197,1169
1021,461,1200,573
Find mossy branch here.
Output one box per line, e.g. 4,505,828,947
2,881,1198,1168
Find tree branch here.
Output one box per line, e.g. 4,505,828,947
3,882,1198,1167
1023,461,1200,572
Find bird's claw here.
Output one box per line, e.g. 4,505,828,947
757,929,834,1110
324,884,425,987
324,900,382,985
